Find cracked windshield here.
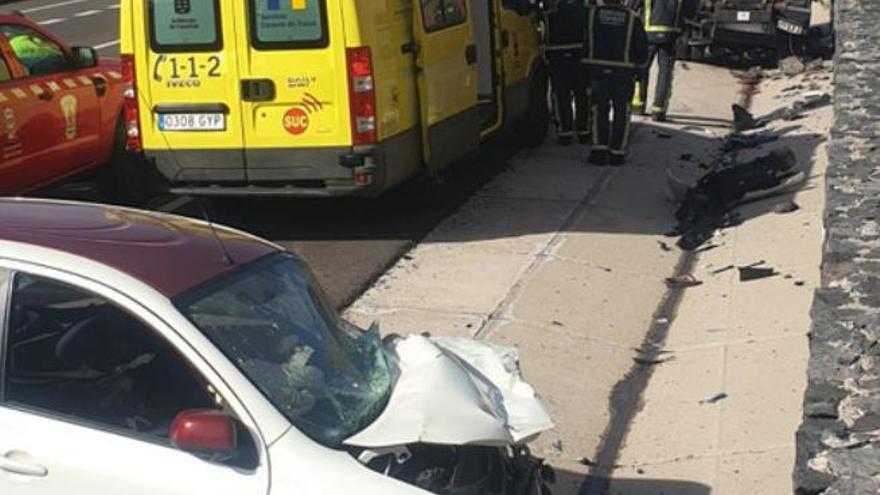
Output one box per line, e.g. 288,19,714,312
176,253,397,447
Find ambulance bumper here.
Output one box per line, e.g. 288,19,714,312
148,145,385,198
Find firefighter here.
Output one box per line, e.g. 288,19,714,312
583,0,648,166
631,0,696,121
545,0,590,145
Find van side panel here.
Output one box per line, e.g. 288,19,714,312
499,6,542,126
347,0,422,189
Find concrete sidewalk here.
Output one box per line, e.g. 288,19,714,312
346,61,831,494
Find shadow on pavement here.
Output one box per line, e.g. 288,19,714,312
553,468,711,495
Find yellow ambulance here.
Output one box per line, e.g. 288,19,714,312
118,0,548,197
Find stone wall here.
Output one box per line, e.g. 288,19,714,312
794,0,880,493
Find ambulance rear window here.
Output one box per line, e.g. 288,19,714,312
249,0,328,49
149,0,222,52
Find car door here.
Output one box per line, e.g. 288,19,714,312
0,44,27,194
0,270,269,495
413,0,480,171
0,22,101,189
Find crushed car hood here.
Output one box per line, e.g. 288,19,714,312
344,335,553,449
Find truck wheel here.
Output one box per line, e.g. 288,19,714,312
516,70,550,148
97,119,163,206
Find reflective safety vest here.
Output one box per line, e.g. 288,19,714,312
582,5,648,69
644,0,686,33
544,0,588,56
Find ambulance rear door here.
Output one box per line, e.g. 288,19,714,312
140,0,246,183
412,0,479,170
235,0,354,184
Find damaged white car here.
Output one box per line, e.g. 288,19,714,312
0,199,555,495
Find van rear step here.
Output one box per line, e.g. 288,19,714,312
169,181,371,198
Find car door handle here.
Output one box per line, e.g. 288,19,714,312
93,76,107,97
465,44,478,65
0,453,48,478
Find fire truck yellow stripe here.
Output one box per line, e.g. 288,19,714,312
47,82,62,91
63,78,77,88
0,92,7,103
30,85,44,96
78,76,92,85
11,88,27,99
108,71,122,79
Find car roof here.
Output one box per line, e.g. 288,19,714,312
0,199,280,297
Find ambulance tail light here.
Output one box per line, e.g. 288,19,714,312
121,54,142,152
346,47,377,146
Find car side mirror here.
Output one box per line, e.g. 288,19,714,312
71,46,98,69
170,409,237,454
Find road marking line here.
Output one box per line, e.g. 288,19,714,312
107,4,120,9
74,9,102,17
21,0,93,14
38,18,67,26
95,39,120,50
158,196,194,213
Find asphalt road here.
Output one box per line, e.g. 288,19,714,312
0,0,120,56
4,0,524,309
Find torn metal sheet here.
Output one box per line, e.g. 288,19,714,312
345,336,553,449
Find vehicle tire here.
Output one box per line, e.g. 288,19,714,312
97,118,164,206
515,69,550,148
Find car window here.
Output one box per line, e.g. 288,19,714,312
420,0,468,32
1,273,216,441
149,0,222,52
0,24,68,77
0,54,11,83
249,0,328,49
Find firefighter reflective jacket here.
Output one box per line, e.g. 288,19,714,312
545,0,588,58
582,4,648,70
638,0,697,34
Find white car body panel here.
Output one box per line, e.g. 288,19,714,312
345,336,553,448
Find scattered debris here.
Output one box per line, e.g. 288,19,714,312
633,355,676,366
739,265,779,282
550,440,564,455
795,281,806,287
774,200,801,214
794,91,832,111
670,148,805,251
732,103,768,132
551,320,565,327
680,153,694,162
656,317,670,325
779,56,806,77
579,457,595,467
712,264,735,275
725,130,780,150
695,244,719,254
658,241,673,252
700,393,729,405
665,274,703,288
656,132,673,139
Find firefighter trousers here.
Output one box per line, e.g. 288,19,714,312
592,68,635,157
639,39,677,114
549,57,590,140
